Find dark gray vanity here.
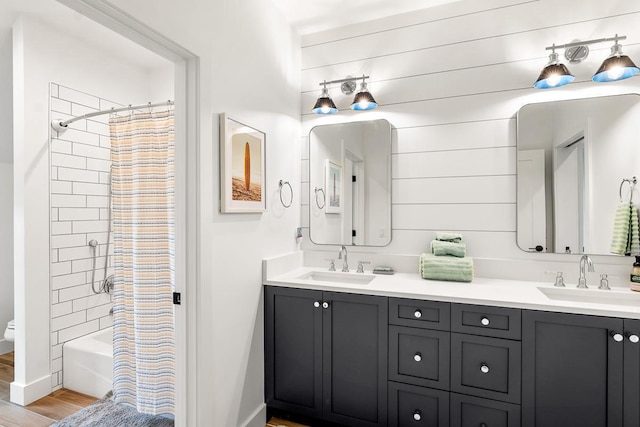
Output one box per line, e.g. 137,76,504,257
264,285,640,427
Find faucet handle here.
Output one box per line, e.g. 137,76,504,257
357,261,371,273
325,259,336,271
545,271,565,287
598,274,611,290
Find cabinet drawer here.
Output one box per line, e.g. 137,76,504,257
451,333,521,404
389,326,450,390
452,304,521,340
389,298,450,331
388,381,449,427
450,393,521,427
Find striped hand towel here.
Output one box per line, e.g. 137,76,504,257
419,253,474,282
610,202,640,255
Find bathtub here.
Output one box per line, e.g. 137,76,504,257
63,327,113,398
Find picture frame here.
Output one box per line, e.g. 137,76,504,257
220,113,266,213
325,160,342,214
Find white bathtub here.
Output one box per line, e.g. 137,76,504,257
63,327,113,398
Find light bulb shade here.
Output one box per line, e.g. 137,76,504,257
350,90,378,110
592,54,639,82
312,96,338,114
533,63,575,89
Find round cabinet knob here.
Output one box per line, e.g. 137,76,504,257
413,353,422,362
413,410,421,421
480,363,490,374
414,309,422,319
629,334,640,344
322,302,330,309
314,301,320,308
481,317,490,326
480,423,488,427
612,332,624,342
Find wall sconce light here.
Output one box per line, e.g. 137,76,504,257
534,34,639,89
312,81,338,114
312,75,378,114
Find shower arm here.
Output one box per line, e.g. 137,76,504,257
51,100,174,132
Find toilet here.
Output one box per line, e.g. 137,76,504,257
4,319,14,342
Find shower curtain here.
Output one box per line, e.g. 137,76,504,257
109,109,175,416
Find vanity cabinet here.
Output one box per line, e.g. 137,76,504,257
388,298,522,427
264,286,388,427
522,310,640,427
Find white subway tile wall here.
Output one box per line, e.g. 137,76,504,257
49,83,118,390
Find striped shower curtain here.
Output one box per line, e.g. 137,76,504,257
109,109,176,416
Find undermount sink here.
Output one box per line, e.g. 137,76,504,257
538,286,640,307
296,270,376,285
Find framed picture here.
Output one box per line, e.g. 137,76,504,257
325,160,342,214
220,113,266,213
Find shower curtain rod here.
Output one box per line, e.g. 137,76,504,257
51,100,174,132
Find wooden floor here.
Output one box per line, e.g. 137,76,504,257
0,352,98,427
266,417,309,427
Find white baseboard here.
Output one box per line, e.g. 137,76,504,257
240,403,266,427
10,374,52,406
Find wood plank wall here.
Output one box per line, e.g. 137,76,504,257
299,0,640,276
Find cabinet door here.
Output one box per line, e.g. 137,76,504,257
323,292,388,427
265,286,323,418
522,310,624,427
450,393,520,427
389,325,450,390
624,319,640,427
388,381,449,427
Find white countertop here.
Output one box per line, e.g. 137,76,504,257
264,265,640,319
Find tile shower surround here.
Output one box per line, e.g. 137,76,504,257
49,83,117,390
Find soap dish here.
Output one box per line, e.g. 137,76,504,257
373,267,395,275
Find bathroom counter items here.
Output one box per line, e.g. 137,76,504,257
263,254,640,320
421,232,473,282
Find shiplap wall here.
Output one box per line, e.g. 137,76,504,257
300,0,640,280
49,83,116,390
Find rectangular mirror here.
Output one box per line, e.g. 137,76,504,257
309,119,392,246
516,94,640,255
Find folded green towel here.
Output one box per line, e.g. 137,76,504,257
419,253,473,282
435,232,463,243
431,240,466,257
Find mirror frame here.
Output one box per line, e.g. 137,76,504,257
308,118,392,247
516,92,640,256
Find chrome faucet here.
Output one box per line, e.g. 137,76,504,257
338,245,349,272
577,255,595,288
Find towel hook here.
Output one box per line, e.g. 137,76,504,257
314,187,326,209
278,180,293,208
619,176,637,202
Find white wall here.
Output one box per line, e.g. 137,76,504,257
300,0,640,281
0,11,14,358
0,163,13,356
101,0,301,426
12,14,172,404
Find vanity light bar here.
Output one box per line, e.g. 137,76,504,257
534,34,639,89
312,75,378,114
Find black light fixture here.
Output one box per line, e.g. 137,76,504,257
533,46,575,89
312,75,378,114
350,75,378,110
534,34,639,89
312,81,338,115
592,36,639,82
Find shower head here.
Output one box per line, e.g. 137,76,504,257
88,240,99,248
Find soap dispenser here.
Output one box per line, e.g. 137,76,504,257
631,256,640,292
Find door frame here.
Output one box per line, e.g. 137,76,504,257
56,1,200,425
